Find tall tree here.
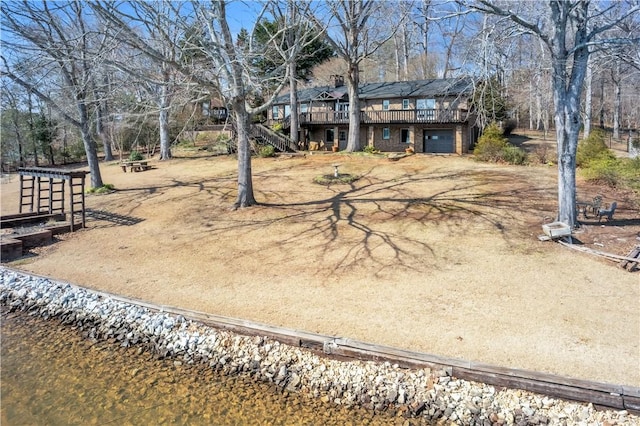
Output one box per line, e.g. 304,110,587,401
95,0,316,208
309,1,404,152
468,0,640,226
91,1,193,161
252,3,333,147
1,0,105,188
0,81,29,168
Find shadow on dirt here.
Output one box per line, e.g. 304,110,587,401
86,209,144,228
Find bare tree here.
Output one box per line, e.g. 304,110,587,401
466,0,640,226
0,81,28,168
1,0,105,188
309,1,404,152
90,1,195,161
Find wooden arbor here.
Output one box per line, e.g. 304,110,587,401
17,167,89,231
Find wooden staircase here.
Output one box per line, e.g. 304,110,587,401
250,123,297,152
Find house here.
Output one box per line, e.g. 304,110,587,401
268,76,478,154
197,97,229,126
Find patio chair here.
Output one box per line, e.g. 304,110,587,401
590,195,603,216
597,201,617,223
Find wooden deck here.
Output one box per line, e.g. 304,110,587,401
297,109,468,125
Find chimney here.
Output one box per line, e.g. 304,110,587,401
332,75,344,88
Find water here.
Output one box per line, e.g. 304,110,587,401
1,307,428,425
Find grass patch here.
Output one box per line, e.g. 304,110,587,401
313,173,359,185
87,183,115,194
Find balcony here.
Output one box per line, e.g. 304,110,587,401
297,109,468,125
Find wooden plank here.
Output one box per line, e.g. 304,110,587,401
619,246,640,270
452,366,625,410
1,239,23,261
559,240,640,262
624,394,640,412
13,229,52,249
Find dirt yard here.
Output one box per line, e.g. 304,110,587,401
1,144,639,387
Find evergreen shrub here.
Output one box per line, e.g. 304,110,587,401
576,129,614,167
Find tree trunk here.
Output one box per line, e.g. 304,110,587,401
612,60,621,140
346,65,361,152
158,71,172,160
549,2,590,227
95,88,114,161
599,77,605,128
233,102,256,209
289,62,299,148
78,101,103,188
583,58,592,139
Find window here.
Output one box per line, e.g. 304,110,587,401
300,104,308,113
416,99,436,110
272,106,279,120
284,105,291,117
383,128,390,139
402,99,410,110
325,129,335,143
336,102,349,119
382,100,390,111
339,131,347,141
401,128,410,144
202,101,210,116
416,99,436,120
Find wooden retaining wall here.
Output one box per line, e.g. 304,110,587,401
3,267,639,413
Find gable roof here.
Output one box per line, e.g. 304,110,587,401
274,77,474,105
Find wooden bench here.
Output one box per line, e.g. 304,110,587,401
120,161,151,173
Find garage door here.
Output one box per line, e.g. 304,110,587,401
423,129,454,153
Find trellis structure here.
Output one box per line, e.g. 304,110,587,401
17,167,90,231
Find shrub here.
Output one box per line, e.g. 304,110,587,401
501,146,528,165
581,156,620,187
362,145,380,154
129,150,144,161
271,122,284,133
258,145,276,158
529,144,554,165
474,122,508,162
576,129,614,167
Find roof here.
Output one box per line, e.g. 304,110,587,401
274,78,474,105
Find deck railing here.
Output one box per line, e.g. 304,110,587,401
296,109,467,125
250,123,297,152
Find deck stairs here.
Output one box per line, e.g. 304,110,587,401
250,123,297,152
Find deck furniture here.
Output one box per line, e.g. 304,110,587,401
597,201,617,222
576,195,603,219
120,161,150,172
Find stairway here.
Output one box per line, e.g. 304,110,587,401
250,123,297,152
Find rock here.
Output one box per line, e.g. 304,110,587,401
2,268,639,426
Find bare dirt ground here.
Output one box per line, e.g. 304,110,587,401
2,138,639,387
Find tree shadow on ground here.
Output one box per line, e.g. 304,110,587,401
181,166,557,279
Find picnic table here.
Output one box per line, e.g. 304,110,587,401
120,160,150,173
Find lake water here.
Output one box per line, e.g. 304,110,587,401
1,307,428,425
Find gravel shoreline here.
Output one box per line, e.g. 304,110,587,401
1,267,637,425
